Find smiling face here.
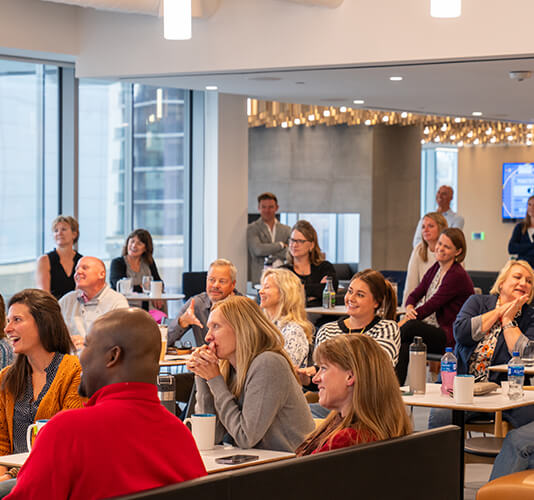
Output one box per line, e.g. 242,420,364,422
288,229,314,260
312,360,354,415
74,257,106,293
421,216,440,245
500,264,533,303
434,233,460,264
204,308,237,361
53,221,76,248
259,274,281,312
258,199,278,224
206,265,235,303
527,197,534,220
127,236,146,259
5,303,43,356
344,278,378,320
436,186,453,210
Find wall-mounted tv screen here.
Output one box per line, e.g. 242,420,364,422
502,163,534,220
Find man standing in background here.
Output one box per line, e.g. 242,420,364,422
412,185,464,247
247,192,291,284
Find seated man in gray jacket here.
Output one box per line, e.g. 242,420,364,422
168,259,239,347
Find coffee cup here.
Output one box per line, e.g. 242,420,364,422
26,419,49,451
159,325,168,361
453,375,474,404
184,413,216,450
150,281,163,298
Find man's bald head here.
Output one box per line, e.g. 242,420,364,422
78,308,161,398
74,256,107,298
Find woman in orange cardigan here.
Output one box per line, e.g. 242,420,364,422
0,289,84,481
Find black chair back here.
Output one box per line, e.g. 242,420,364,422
182,271,207,301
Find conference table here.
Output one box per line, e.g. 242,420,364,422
402,383,534,500
159,354,191,367
122,292,185,304
305,305,346,316
0,445,294,475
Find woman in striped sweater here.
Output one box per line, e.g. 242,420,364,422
314,269,400,366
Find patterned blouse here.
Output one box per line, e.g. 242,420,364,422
468,322,500,382
12,352,64,453
276,321,310,368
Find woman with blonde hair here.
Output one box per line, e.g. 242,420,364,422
186,296,314,452
296,334,412,455
508,195,534,268
429,259,534,430
402,212,448,305
283,220,338,306
259,268,313,367
36,215,82,300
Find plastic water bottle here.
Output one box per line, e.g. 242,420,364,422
322,276,335,309
440,347,457,396
508,351,525,401
408,336,427,394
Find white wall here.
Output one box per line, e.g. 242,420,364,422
458,145,532,271
3,0,526,79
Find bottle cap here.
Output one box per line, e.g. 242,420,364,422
512,351,520,357
445,347,453,352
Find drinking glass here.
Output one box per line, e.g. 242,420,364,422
522,340,534,367
142,275,152,294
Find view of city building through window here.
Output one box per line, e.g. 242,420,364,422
0,60,59,297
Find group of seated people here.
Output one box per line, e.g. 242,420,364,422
0,192,533,497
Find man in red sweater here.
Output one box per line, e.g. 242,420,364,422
6,308,207,500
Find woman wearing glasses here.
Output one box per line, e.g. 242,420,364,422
283,220,338,307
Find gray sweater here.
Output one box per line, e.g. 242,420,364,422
195,351,314,452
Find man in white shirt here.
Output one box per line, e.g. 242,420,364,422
412,185,465,247
59,256,128,349
247,192,291,283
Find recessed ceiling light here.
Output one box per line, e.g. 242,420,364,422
340,106,347,113
323,110,331,117
505,126,512,132
490,137,497,143
472,111,483,117
294,118,301,125
508,135,514,141
281,122,288,128
473,138,480,145
308,114,315,121
454,117,462,123
401,112,408,118
420,139,426,145
441,124,447,131
458,141,464,147
205,85,218,91
528,124,534,129
389,76,403,81
382,116,389,122
364,119,372,126
450,135,456,140
353,99,365,105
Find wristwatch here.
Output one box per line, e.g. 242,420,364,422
502,320,518,330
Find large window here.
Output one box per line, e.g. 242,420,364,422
421,146,458,216
0,60,59,296
79,82,189,304
280,213,360,264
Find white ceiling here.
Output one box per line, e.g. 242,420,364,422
129,55,534,123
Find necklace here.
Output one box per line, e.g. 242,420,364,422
347,319,370,335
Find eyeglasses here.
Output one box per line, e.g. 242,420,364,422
289,238,310,245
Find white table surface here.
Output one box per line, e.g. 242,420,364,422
305,305,347,316
200,445,295,474
122,292,185,302
0,445,294,474
401,382,534,412
159,353,191,367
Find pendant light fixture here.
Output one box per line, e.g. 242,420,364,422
164,0,192,40
430,0,461,18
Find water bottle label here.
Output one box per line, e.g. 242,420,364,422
441,361,456,372
508,365,525,377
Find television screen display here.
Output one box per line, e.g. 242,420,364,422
502,163,534,220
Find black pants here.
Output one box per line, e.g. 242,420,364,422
396,320,447,385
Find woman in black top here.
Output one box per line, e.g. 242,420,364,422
36,216,82,300
110,229,164,309
283,220,337,307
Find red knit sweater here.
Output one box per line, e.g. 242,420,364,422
6,382,207,500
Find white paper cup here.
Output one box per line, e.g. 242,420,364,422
26,419,48,451
453,375,474,404
184,414,216,450
150,281,163,298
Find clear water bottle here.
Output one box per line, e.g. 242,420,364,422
440,347,457,396
408,336,427,395
508,351,525,401
322,276,335,309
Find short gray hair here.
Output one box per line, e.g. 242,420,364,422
209,259,237,282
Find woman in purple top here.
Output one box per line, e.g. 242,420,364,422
396,228,474,384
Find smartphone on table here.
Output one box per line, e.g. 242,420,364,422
215,454,259,465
